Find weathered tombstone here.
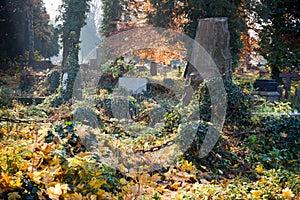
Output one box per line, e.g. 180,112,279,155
20,68,35,91
73,107,102,128
32,60,53,71
133,56,142,65
118,77,148,94
163,78,175,87
89,59,97,67
47,70,60,93
149,104,166,127
195,18,232,78
136,65,148,72
253,79,280,101
80,63,89,68
150,62,158,76
184,18,232,84
111,97,131,120
182,18,232,105
96,47,104,66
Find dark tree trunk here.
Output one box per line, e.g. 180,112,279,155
271,64,283,84
27,7,34,66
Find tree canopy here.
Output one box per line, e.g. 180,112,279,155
251,0,300,80
0,0,59,63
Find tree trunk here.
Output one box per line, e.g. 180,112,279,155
271,60,283,84
27,7,34,66
61,32,82,102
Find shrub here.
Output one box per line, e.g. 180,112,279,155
195,79,253,126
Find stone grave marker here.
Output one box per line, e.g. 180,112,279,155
89,59,97,67
150,62,158,76
182,17,232,105
47,70,60,93
183,18,232,83
136,65,148,72
20,68,35,91
118,77,148,94
253,79,280,101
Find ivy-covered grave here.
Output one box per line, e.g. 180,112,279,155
0,62,299,199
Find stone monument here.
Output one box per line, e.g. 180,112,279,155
183,18,232,89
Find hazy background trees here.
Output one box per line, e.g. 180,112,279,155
251,0,300,81
0,0,59,64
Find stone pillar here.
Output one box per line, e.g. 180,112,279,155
150,62,157,76
185,17,232,81
195,17,232,79
96,47,103,66
183,18,232,105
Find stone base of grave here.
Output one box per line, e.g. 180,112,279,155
14,97,46,105
252,91,281,102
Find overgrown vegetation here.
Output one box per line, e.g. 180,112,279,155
1,71,299,199
0,0,299,199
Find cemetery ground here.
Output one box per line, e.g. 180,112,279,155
0,63,299,200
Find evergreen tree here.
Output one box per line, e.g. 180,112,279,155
58,0,90,102
101,0,127,36
33,1,59,59
252,0,300,82
0,0,59,63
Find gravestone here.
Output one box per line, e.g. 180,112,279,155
89,59,97,67
183,18,232,84
150,62,157,76
118,77,148,94
96,47,104,66
163,78,175,87
133,56,142,65
32,60,53,71
149,104,166,127
183,18,232,105
254,79,278,91
253,79,280,101
47,70,60,93
20,68,35,91
136,65,148,72
80,63,89,68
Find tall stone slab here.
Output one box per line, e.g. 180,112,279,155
196,17,232,79
183,18,232,105
184,17,232,84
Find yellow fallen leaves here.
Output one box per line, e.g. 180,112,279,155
1,127,8,136
46,183,70,200
88,177,107,189
260,176,267,184
255,164,264,174
170,181,181,190
8,192,21,200
120,178,127,185
282,187,294,200
251,190,261,199
0,172,22,189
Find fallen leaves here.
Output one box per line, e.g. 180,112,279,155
282,187,295,200
46,183,70,200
